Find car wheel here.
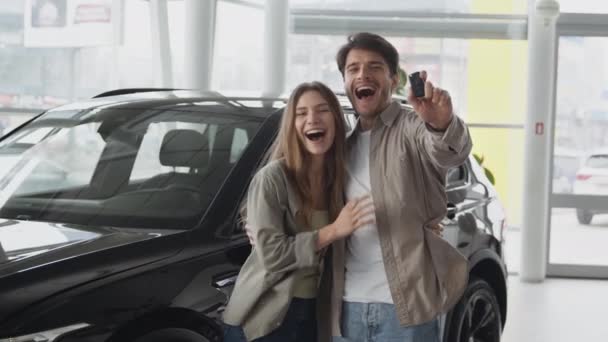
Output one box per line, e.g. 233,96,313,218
132,328,213,342
576,209,593,225
445,276,502,342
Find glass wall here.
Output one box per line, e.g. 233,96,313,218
212,1,264,92
549,36,608,268
0,0,153,132
0,0,154,103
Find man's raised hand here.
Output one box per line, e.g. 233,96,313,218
407,70,454,131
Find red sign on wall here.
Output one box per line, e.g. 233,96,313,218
535,122,544,135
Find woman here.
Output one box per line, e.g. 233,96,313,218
223,82,374,342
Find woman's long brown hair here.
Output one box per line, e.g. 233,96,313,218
271,82,347,222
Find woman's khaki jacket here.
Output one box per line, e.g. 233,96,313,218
222,160,332,341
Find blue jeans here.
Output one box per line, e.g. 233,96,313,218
223,298,317,342
333,301,440,342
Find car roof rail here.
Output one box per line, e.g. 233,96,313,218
92,88,183,98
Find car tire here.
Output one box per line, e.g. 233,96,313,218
444,276,502,342
132,328,212,342
576,209,593,225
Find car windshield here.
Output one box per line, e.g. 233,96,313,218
586,154,608,168
0,102,265,229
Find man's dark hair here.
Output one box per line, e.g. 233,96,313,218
336,32,400,77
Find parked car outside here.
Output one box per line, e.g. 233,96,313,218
0,89,507,342
573,149,608,224
552,147,582,194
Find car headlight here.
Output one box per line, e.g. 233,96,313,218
0,323,90,342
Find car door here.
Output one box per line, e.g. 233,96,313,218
200,110,282,304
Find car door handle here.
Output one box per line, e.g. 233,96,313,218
212,270,239,289
447,202,458,220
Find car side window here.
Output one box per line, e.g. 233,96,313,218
230,128,249,163
446,164,468,189
129,122,210,182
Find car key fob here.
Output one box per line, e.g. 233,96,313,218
408,71,425,98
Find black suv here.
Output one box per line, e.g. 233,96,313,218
0,90,507,342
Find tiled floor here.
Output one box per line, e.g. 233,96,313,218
501,275,608,341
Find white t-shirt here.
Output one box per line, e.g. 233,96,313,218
343,130,393,304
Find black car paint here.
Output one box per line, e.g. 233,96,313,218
0,92,506,342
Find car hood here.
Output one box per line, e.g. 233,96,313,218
0,218,186,326
0,218,182,275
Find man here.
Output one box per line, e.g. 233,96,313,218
329,32,472,342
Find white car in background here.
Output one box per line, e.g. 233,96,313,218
573,149,608,224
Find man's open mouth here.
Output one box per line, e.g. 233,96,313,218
304,129,326,141
355,86,376,100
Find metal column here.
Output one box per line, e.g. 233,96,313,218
184,0,217,90
520,0,560,282
263,0,289,97
150,0,173,87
